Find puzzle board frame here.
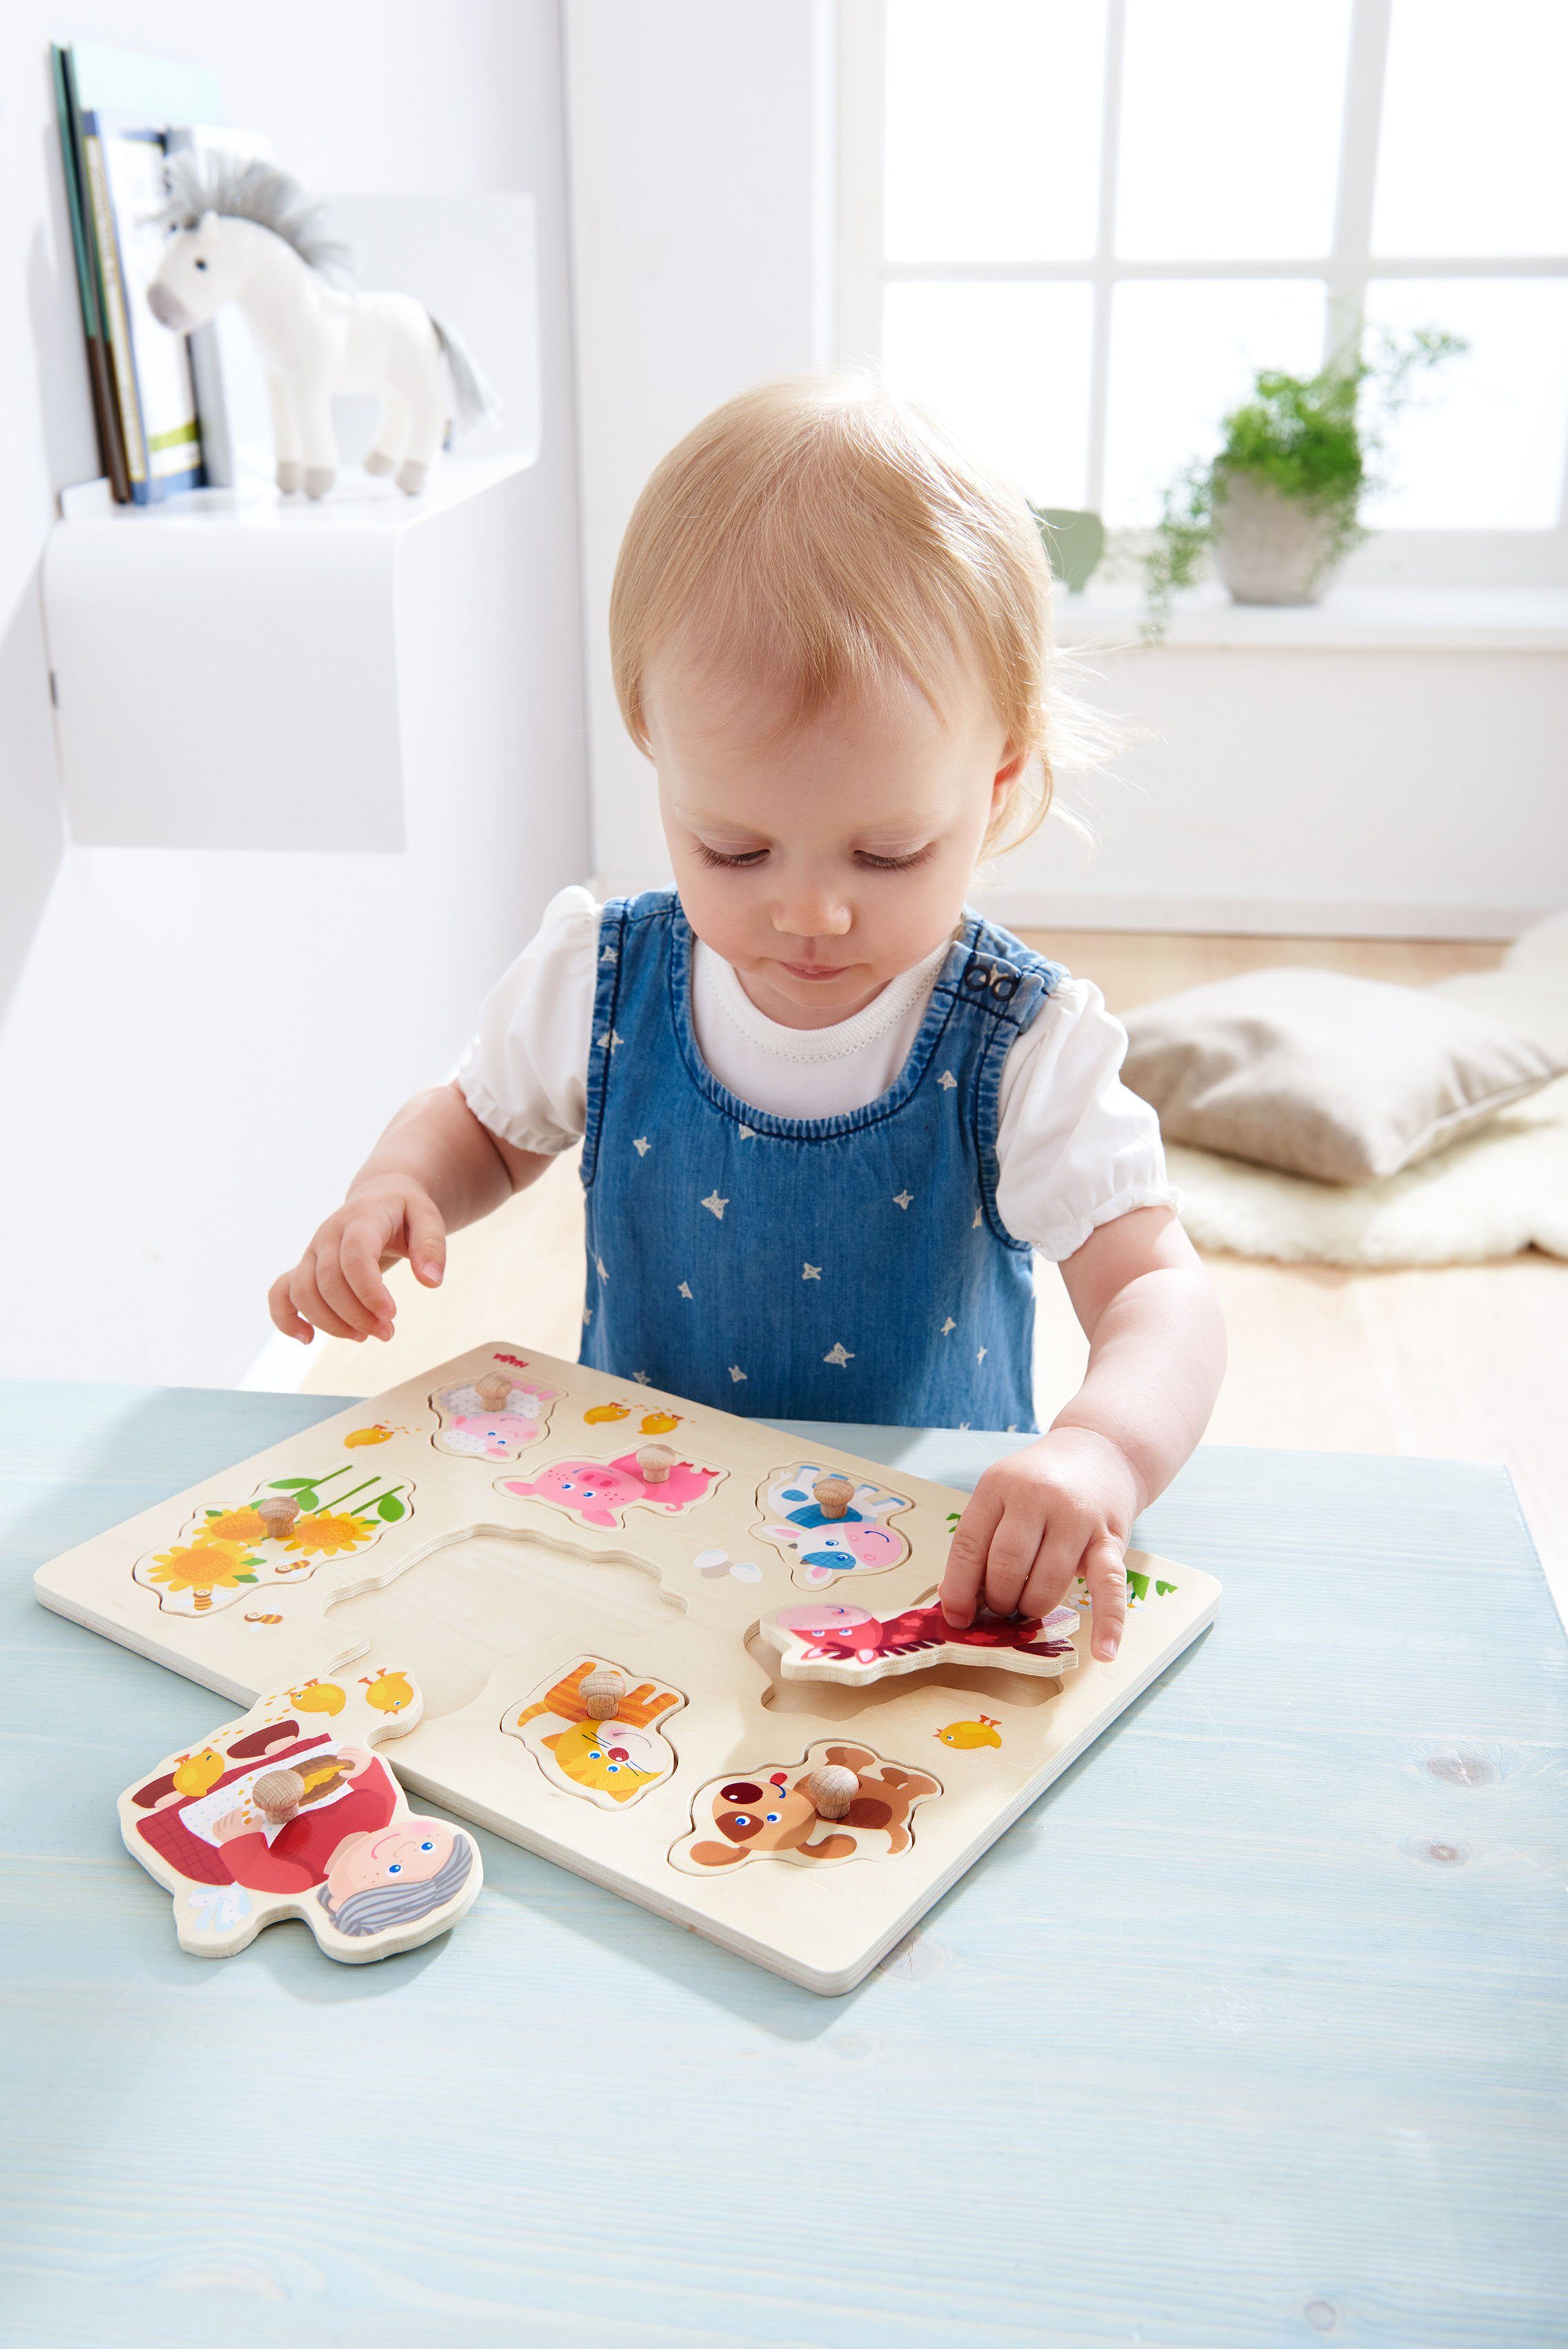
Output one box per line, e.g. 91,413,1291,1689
35,1342,1221,1993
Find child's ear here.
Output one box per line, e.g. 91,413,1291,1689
991,747,1028,810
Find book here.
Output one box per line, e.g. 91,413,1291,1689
84,113,205,502
51,44,129,501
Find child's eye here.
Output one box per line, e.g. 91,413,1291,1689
694,844,768,869
855,846,934,871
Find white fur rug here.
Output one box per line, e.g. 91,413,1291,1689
1163,913,1568,1266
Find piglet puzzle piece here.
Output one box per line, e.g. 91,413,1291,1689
499,1449,721,1530
120,1666,482,1962
503,1655,685,1809
670,1741,941,1875
754,1461,913,1586
760,1590,1080,1688
432,1360,559,1460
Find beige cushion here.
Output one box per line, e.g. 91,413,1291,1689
1121,967,1567,1184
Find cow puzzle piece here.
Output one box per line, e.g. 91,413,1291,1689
754,1461,913,1586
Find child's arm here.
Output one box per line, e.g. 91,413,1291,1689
267,1082,551,1344
939,1206,1225,1661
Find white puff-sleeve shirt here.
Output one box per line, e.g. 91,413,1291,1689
457,886,1176,1262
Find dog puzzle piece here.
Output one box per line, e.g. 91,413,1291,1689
670,1742,941,1874
120,1666,481,1962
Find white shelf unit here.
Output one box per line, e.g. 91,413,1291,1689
39,193,542,853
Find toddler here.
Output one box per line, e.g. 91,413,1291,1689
271,379,1225,1661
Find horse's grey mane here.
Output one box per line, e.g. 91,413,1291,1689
157,154,354,281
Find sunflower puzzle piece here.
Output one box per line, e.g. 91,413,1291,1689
753,1461,913,1586
121,1666,481,1961
759,1590,1080,1689
502,1655,686,1809
131,1465,415,1615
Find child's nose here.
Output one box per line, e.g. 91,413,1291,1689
771,890,852,939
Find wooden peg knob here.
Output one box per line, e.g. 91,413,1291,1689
580,1666,628,1721
254,1767,305,1824
257,1495,300,1540
806,1763,859,1820
475,1371,512,1411
636,1442,676,1484
812,1474,854,1521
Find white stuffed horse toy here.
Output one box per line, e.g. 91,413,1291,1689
146,157,497,499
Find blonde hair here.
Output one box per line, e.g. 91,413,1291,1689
610,374,1089,855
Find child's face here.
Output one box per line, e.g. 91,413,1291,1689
645,647,1022,1027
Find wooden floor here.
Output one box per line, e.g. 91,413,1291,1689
296,929,1567,1614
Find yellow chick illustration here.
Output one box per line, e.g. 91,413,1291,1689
935,1716,1002,1750
289,1677,347,1716
584,1400,631,1424
171,1747,225,1798
344,1424,395,1448
638,1410,682,1435
360,1668,414,1715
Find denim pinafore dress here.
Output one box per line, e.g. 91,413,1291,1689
580,892,1065,1430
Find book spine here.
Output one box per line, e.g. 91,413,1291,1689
54,47,130,502
82,131,147,490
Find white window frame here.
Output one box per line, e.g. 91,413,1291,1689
836,0,1568,585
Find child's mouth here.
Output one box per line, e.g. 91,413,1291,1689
779,961,850,981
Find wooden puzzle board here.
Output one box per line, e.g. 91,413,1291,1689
34,1342,1221,1993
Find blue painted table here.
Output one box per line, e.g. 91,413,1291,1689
2,1382,1565,2348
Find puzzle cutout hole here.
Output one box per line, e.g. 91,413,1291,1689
327,1527,688,1720
745,1631,1069,1720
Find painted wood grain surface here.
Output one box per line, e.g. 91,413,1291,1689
2,1380,1565,2348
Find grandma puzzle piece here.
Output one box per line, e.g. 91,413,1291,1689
120,1665,482,1961
37,1339,1222,1995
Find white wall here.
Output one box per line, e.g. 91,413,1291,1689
0,1,589,1386
565,0,1564,939
564,0,835,891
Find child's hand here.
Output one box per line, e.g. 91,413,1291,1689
267,1179,447,1345
939,1426,1140,1662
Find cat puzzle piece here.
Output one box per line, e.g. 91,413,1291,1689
432,1358,559,1460
503,1655,687,1809
670,1741,941,1874
120,1666,482,1962
760,1591,1080,1689
754,1461,913,1585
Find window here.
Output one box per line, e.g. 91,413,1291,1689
838,0,1568,580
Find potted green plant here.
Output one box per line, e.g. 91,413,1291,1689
1142,326,1465,634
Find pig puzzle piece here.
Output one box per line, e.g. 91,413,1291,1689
120,1666,482,1962
499,1449,722,1529
759,1591,1080,1689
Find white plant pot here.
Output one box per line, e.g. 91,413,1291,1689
1212,471,1346,606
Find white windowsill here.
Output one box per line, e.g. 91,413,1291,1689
1051,580,1568,652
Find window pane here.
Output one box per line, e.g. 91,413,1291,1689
1103,280,1327,524
1361,280,1568,529
1117,0,1350,260
881,281,1093,504
883,0,1105,263
1373,0,1568,258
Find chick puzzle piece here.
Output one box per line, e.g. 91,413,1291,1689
37,1340,1223,1995
760,1591,1080,1688
121,1666,482,1961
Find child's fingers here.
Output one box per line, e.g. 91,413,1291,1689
980,1503,1052,1619
267,1271,314,1344
404,1196,447,1288
288,1257,366,1343
939,1482,1006,1626
1016,1510,1096,1622
1081,1534,1129,1662
312,1248,387,1340
338,1223,397,1330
